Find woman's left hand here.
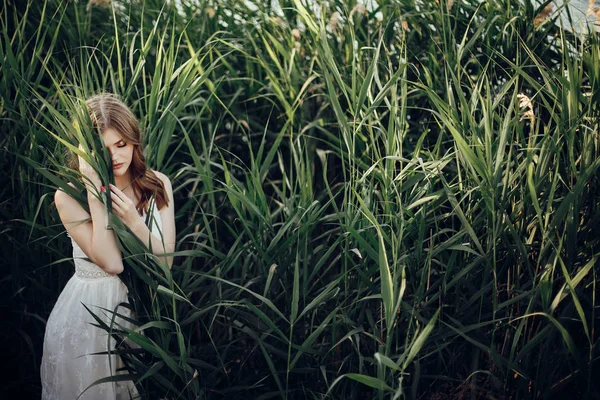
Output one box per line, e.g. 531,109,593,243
109,184,139,226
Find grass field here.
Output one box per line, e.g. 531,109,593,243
1,0,599,398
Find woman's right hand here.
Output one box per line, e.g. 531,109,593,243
77,144,102,190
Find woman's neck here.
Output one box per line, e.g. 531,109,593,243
114,174,133,195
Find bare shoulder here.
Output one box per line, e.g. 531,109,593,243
151,170,174,210
54,183,83,208
151,170,172,189
55,183,89,220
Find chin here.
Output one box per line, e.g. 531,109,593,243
113,165,129,176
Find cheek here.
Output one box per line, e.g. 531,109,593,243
125,148,134,163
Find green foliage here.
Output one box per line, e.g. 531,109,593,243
2,0,599,398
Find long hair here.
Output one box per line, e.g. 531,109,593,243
69,93,168,215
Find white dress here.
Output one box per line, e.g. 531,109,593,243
41,199,163,400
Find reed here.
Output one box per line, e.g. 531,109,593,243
1,0,598,398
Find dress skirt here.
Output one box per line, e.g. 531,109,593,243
40,271,139,399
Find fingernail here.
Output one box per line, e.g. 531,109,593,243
100,185,106,192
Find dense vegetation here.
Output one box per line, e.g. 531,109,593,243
1,0,599,398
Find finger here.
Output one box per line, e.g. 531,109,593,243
109,183,124,193
109,184,128,201
111,190,125,204
109,184,123,196
111,201,122,214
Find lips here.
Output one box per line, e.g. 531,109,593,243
113,163,124,169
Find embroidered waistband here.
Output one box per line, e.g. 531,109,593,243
75,269,118,280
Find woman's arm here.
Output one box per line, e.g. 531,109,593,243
109,172,176,269
86,188,125,273
55,185,124,275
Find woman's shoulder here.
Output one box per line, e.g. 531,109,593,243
54,182,79,203
150,169,168,181
149,170,173,207
151,170,172,189
54,183,88,216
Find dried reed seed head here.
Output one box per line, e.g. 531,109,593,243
517,93,533,110
273,16,287,28
587,5,600,19
329,11,341,33
87,0,111,10
517,93,535,125
205,7,216,18
534,3,552,29
349,4,367,22
401,20,410,32
291,28,301,41
355,4,367,15
522,110,535,124
239,120,249,130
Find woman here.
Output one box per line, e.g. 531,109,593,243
40,93,176,399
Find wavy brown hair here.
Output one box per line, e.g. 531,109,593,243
69,93,168,215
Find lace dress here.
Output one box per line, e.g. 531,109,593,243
41,199,163,400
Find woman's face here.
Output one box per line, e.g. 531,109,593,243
102,127,134,177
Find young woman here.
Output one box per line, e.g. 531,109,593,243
40,93,176,399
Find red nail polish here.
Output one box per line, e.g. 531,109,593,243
100,185,106,192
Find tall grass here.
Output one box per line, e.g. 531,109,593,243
1,0,599,398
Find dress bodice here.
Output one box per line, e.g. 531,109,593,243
68,197,163,279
